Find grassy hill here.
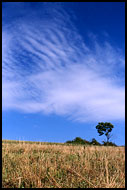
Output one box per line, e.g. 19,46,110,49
2,140,125,188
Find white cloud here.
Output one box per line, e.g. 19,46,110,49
2,3,125,122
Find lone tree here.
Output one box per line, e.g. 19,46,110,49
96,122,114,143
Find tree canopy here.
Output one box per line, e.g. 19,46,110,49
96,122,114,142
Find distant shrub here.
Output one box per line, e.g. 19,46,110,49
83,139,91,145
66,137,90,145
90,138,101,146
72,137,85,144
66,140,73,144
102,141,117,146
66,137,117,146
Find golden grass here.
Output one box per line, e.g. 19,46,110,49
2,140,125,188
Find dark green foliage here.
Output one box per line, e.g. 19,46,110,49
66,137,117,146
66,137,87,145
73,137,88,145
90,138,101,146
66,140,73,144
66,137,90,145
83,139,91,145
66,137,96,145
102,141,117,146
96,122,114,142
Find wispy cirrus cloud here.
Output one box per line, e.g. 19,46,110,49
2,2,125,122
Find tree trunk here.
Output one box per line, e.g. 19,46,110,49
107,134,110,143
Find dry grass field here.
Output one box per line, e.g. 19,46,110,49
2,140,125,188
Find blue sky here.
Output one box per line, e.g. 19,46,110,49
2,2,125,145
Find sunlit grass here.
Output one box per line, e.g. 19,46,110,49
2,140,125,188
